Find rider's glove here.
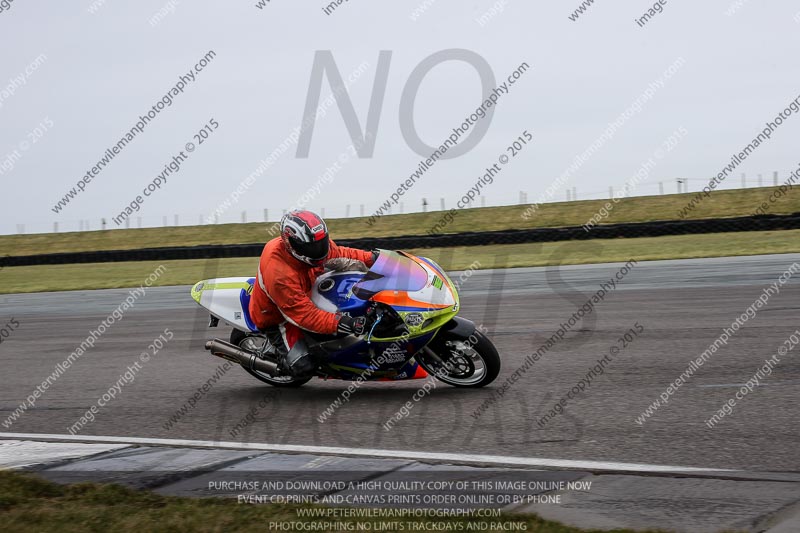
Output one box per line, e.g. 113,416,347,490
324,258,368,272
337,314,368,336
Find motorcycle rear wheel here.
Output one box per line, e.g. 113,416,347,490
418,330,500,388
230,329,312,388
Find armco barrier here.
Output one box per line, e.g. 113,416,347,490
1,213,799,268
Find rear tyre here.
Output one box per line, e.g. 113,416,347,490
230,329,311,388
418,330,500,388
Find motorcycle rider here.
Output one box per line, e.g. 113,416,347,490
248,210,377,376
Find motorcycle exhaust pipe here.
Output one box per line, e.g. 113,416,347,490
205,339,279,376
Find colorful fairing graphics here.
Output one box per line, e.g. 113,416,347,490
191,250,460,381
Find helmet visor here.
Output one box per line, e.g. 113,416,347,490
292,235,330,263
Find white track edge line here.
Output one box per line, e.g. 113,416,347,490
0,432,733,473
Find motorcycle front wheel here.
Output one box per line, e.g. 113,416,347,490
418,330,500,388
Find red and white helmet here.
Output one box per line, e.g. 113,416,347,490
280,210,330,266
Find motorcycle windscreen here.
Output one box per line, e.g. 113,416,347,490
352,250,428,300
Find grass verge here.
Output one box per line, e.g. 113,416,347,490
1,186,798,257
1,230,799,294
0,470,649,533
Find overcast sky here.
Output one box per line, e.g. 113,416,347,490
1,1,799,234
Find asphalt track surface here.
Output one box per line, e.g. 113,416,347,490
2,253,799,472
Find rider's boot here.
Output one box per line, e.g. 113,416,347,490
278,337,321,377
262,326,319,377
280,345,315,376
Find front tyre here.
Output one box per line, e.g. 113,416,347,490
418,330,500,388
230,329,311,388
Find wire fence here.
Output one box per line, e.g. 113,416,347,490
3,212,799,267
10,171,790,235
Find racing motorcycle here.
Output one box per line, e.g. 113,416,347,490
191,250,500,388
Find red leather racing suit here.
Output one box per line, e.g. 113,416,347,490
248,237,374,348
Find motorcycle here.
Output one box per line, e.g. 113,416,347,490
191,249,500,388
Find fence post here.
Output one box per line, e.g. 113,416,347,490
264,208,269,222
572,186,577,200
242,211,247,223
566,189,571,201
758,173,763,187
773,171,779,186
659,182,664,195
741,173,746,188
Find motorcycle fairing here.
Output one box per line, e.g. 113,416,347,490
309,252,459,342
191,277,258,333
310,271,366,314
353,251,459,341
351,251,428,299
192,250,460,382
352,251,456,313
319,331,436,381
